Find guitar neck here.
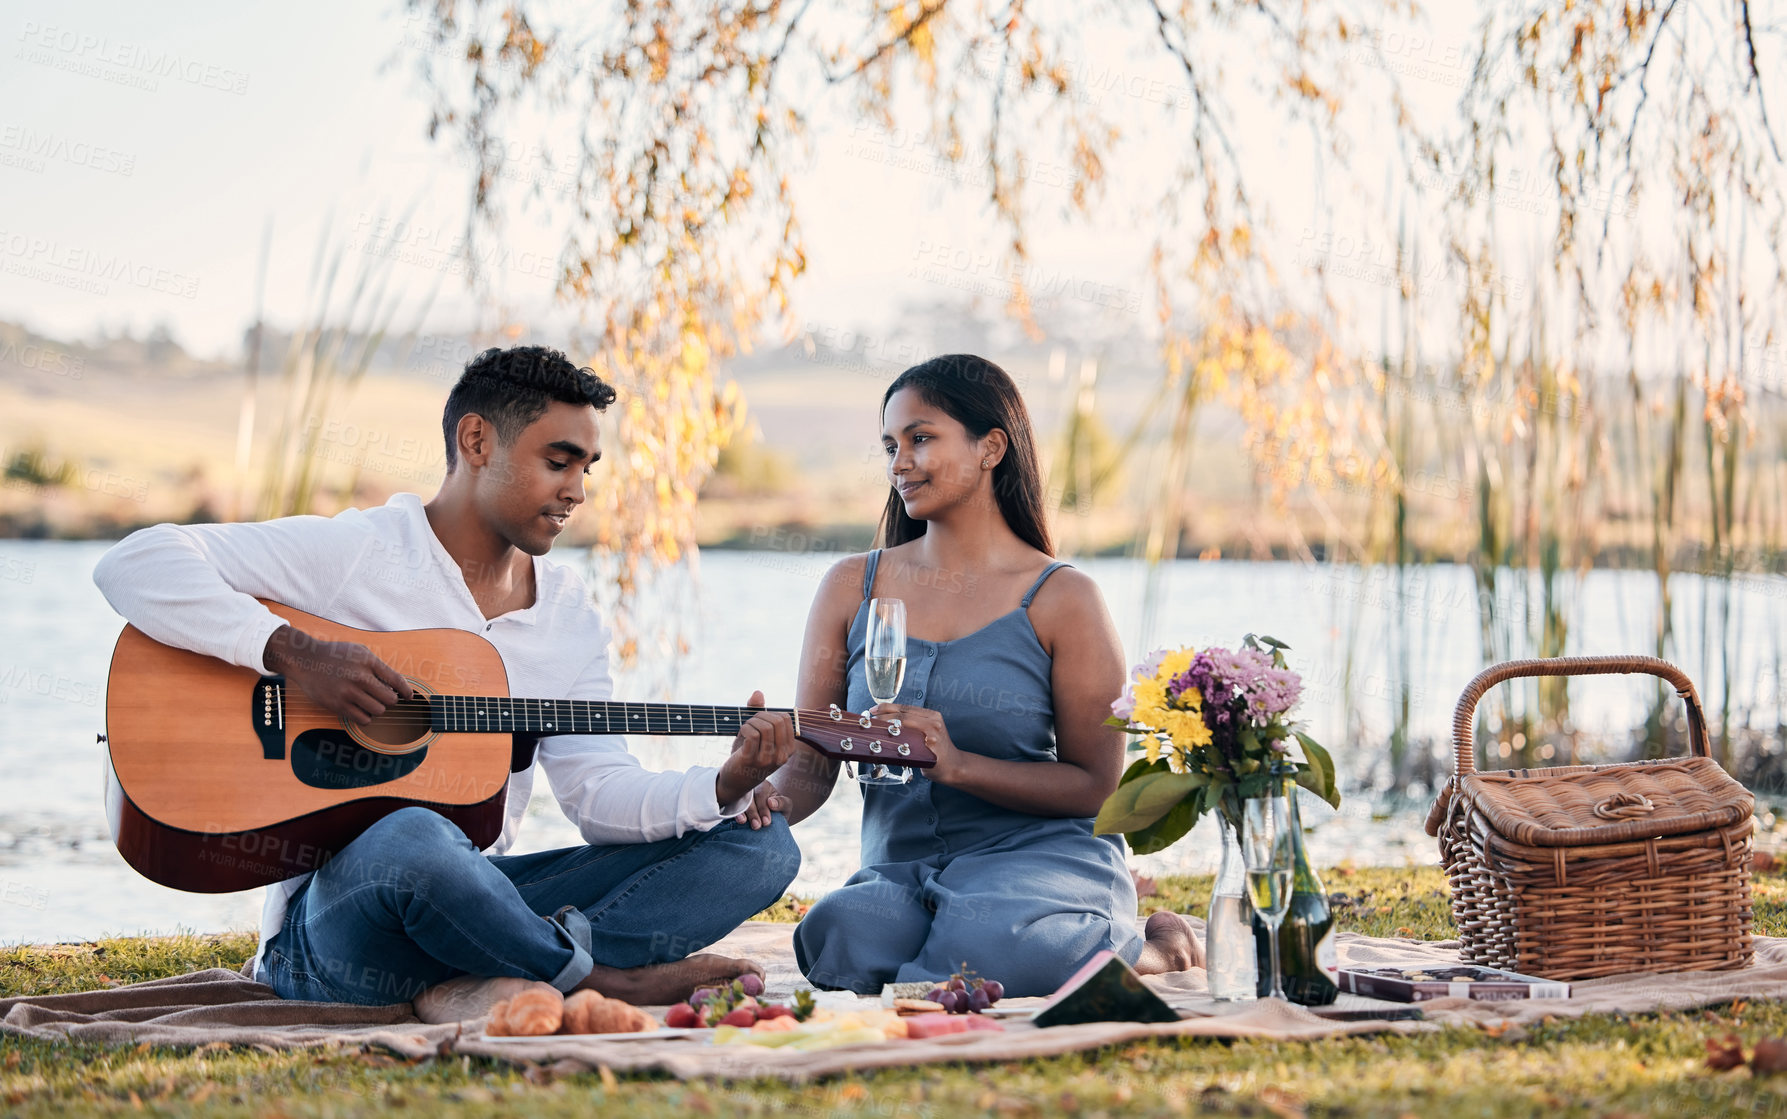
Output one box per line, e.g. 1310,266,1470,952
426,697,787,737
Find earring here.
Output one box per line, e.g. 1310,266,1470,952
981,458,990,468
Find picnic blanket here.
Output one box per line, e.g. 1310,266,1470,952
6,921,1786,1083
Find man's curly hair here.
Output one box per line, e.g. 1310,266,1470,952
441,345,617,470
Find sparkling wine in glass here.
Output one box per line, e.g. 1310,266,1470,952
860,598,910,786
1243,782,1296,1001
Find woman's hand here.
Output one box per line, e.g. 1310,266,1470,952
735,781,791,829
869,703,969,786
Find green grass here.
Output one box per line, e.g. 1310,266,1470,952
5,868,1787,1116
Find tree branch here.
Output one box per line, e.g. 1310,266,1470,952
1740,0,1784,162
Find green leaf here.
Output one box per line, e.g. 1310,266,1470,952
1105,715,1152,732
1119,755,1168,784
1294,731,1340,808
1124,796,1201,855
1094,770,1206,836
1255,635,1291,650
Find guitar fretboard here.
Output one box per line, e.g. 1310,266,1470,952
427,697,787,737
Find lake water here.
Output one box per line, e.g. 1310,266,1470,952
2,540,1782,944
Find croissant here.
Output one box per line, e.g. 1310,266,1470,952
560,989,658,1034
485,984,564,1036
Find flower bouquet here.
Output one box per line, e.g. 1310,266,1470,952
1094,634,1338,852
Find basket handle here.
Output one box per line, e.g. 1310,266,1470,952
1451,655,1710,776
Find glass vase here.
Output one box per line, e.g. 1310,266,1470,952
1205,813,1258,1000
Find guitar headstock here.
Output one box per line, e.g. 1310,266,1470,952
794,706,936,770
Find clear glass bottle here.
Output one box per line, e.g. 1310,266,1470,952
1205,811,1259,1000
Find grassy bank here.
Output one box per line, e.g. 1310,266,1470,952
3,867,1786,1116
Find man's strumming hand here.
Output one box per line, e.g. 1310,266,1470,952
263,624,414,726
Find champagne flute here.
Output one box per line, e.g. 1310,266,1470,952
1242,781,1296,1001
860,598,911,786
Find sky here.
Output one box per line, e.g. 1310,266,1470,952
0,1,1501,365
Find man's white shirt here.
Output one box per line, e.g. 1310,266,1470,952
92,493,749,982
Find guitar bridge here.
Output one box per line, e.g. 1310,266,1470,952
254,677,285,760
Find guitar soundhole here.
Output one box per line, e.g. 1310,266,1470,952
290,731,428,790
360,698,434,749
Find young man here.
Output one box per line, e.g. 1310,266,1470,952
93,345,799,1010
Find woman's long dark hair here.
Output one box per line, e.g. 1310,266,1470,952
877,354,1053,556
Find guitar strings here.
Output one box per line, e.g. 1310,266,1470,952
270,696,919,734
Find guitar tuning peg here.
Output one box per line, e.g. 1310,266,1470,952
888,719,902,735
828,703,842,720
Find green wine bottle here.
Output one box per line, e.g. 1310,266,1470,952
1252,780,1338,1005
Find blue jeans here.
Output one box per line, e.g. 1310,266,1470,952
259,806,800,1005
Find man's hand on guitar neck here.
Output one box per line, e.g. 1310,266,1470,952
263,624,415,726
715,690,796,811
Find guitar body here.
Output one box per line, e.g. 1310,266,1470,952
105,602,515,892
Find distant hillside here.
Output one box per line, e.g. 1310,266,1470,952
0,314,1305,559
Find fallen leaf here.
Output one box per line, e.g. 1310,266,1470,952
1132,871,1158,899
1752,1038,1787,1075
1260,1085,1307,1118
1395,927,1416,937
840,1084,867,1101
1753,851,1778,873
1706,1034,1747,1071
597,1064,618,1090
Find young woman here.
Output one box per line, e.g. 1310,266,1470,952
767,354,1200,997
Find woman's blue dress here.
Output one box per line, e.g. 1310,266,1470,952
792,550,1144,997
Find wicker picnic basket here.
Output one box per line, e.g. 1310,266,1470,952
1424,655,1755,980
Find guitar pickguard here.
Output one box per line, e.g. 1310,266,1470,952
290,730,428,790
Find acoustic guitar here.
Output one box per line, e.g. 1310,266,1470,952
102,600,932,892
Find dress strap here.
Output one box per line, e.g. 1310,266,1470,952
861,549,883,601
1020,561,1071,608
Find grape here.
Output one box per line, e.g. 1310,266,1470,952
970,988,991,1013
690,987,718,1007
738,973,764,998
981,980,1003,1003
940,990,963,1013
949,977,967,992
925,987,945,1003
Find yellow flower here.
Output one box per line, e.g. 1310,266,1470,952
1174,685,1204,714
1132,678,1169,727
1157,648,1194,684
1145,736,1162,764
1163,743,1190,774
1160,708,1213,750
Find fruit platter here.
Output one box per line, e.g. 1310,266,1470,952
477,966,1014,1048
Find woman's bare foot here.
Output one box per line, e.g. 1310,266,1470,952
1134,911,1203,975
574,953,764,1005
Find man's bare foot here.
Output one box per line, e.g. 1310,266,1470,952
412,974,542,1024
573,953,764,1006
1134,911,1203,975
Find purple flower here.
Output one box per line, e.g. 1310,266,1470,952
1173,647,1302,727
1111,689,1136,721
